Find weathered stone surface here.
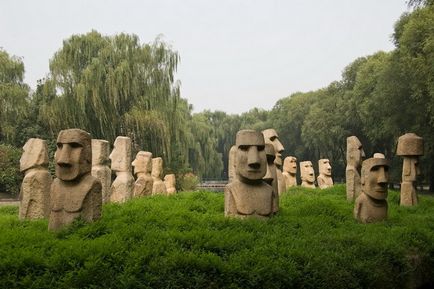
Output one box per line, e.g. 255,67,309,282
263,143,279,213
109,136,134,203
346,136,365,201
317,159,333,189
300,161,315,188
282,156,297,189
397,133,424,206
91,139,111,203
262,128,286,195
225,130,275,218
228,145,237,182
354,156,389,223
19,138,51,220
164,174,177,195
49,129,102,231
151,157,167,195
132,151,154,197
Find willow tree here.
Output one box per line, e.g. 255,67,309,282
39,31,190,170
0,49,30,144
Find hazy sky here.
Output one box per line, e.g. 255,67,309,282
1,0,409,114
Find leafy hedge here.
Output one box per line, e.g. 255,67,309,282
0,185,433,288
0,144,22,195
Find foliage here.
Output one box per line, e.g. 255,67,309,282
0,186,433,288
177,172,199,191
0,49,30,145
0,144,22,195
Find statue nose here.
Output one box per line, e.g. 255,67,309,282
247,147,260,167
57,145,72,165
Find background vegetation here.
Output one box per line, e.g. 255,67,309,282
0,186,433,289
0,2,433,193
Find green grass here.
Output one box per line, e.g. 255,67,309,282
0,185,433,289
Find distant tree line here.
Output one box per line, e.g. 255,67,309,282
0,2,433,192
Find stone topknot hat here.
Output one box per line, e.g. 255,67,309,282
396,133,423,156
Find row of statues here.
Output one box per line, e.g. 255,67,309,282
347,133,424,223
19,129,177,230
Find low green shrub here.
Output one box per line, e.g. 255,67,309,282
0,185,433,288
0,144,22,195
177,172,199,191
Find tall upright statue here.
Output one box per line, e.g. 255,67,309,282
354,155,389,223
225,130,275,218
131,151,154,197
396,133,423,206
19,138,52,220
91,139,111,203
262,129,286,195
282,156,297,189
49,129,102,231
317,159,333,189
152,157,167,195
109,136,134,203
300,161,315,188
346,136,365,201
263,143,279,214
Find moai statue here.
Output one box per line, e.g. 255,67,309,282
354,155,389,223
225,130,275,218
228,145,237,182
91,139,111,203
346,136,365,201
164,174,177,195
19,138,51,220
131,151,154,197
109,136,134,203
396,133,424,206
282,156,297,189
263,143,279,214
151,157,167,195
262,128,286,195
317,159,333,189
300,161,315,188
49,129,102,231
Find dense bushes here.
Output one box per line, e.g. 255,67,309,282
0,144,22,195
0,186,433,288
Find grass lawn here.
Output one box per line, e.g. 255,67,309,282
0,185,433,289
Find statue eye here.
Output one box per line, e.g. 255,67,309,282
239,145,249,151
57,143,63,149
257,145,265,151
69,142,82,148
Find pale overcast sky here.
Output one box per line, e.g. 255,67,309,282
1,0,409,114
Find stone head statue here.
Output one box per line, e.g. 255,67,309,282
318,159,332,177
20,138,49,172
361,157,389,200
300,161,315,185
109,136,132,172
164,174,176,188
397,133,423,182
55,129,92,181
263,143,277,186
91,139,110,166
132,151,152,176
283,156,297,175
346,136,365,167
235,130,266,182
151,157,163,179
262,129,284,167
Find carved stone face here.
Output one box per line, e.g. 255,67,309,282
164,174,176,187
262,129,285,167
55,129,92,181
91,139,110,166
318,159,332,176
283,156,297,175
109,137,132,172
402,157,420,182
361,158,389,200
263,143,277,185
20,138,49,172
151,157,163,179
347,136,365,166
300,161,315,183
236,130,266,181
132,151,152,175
